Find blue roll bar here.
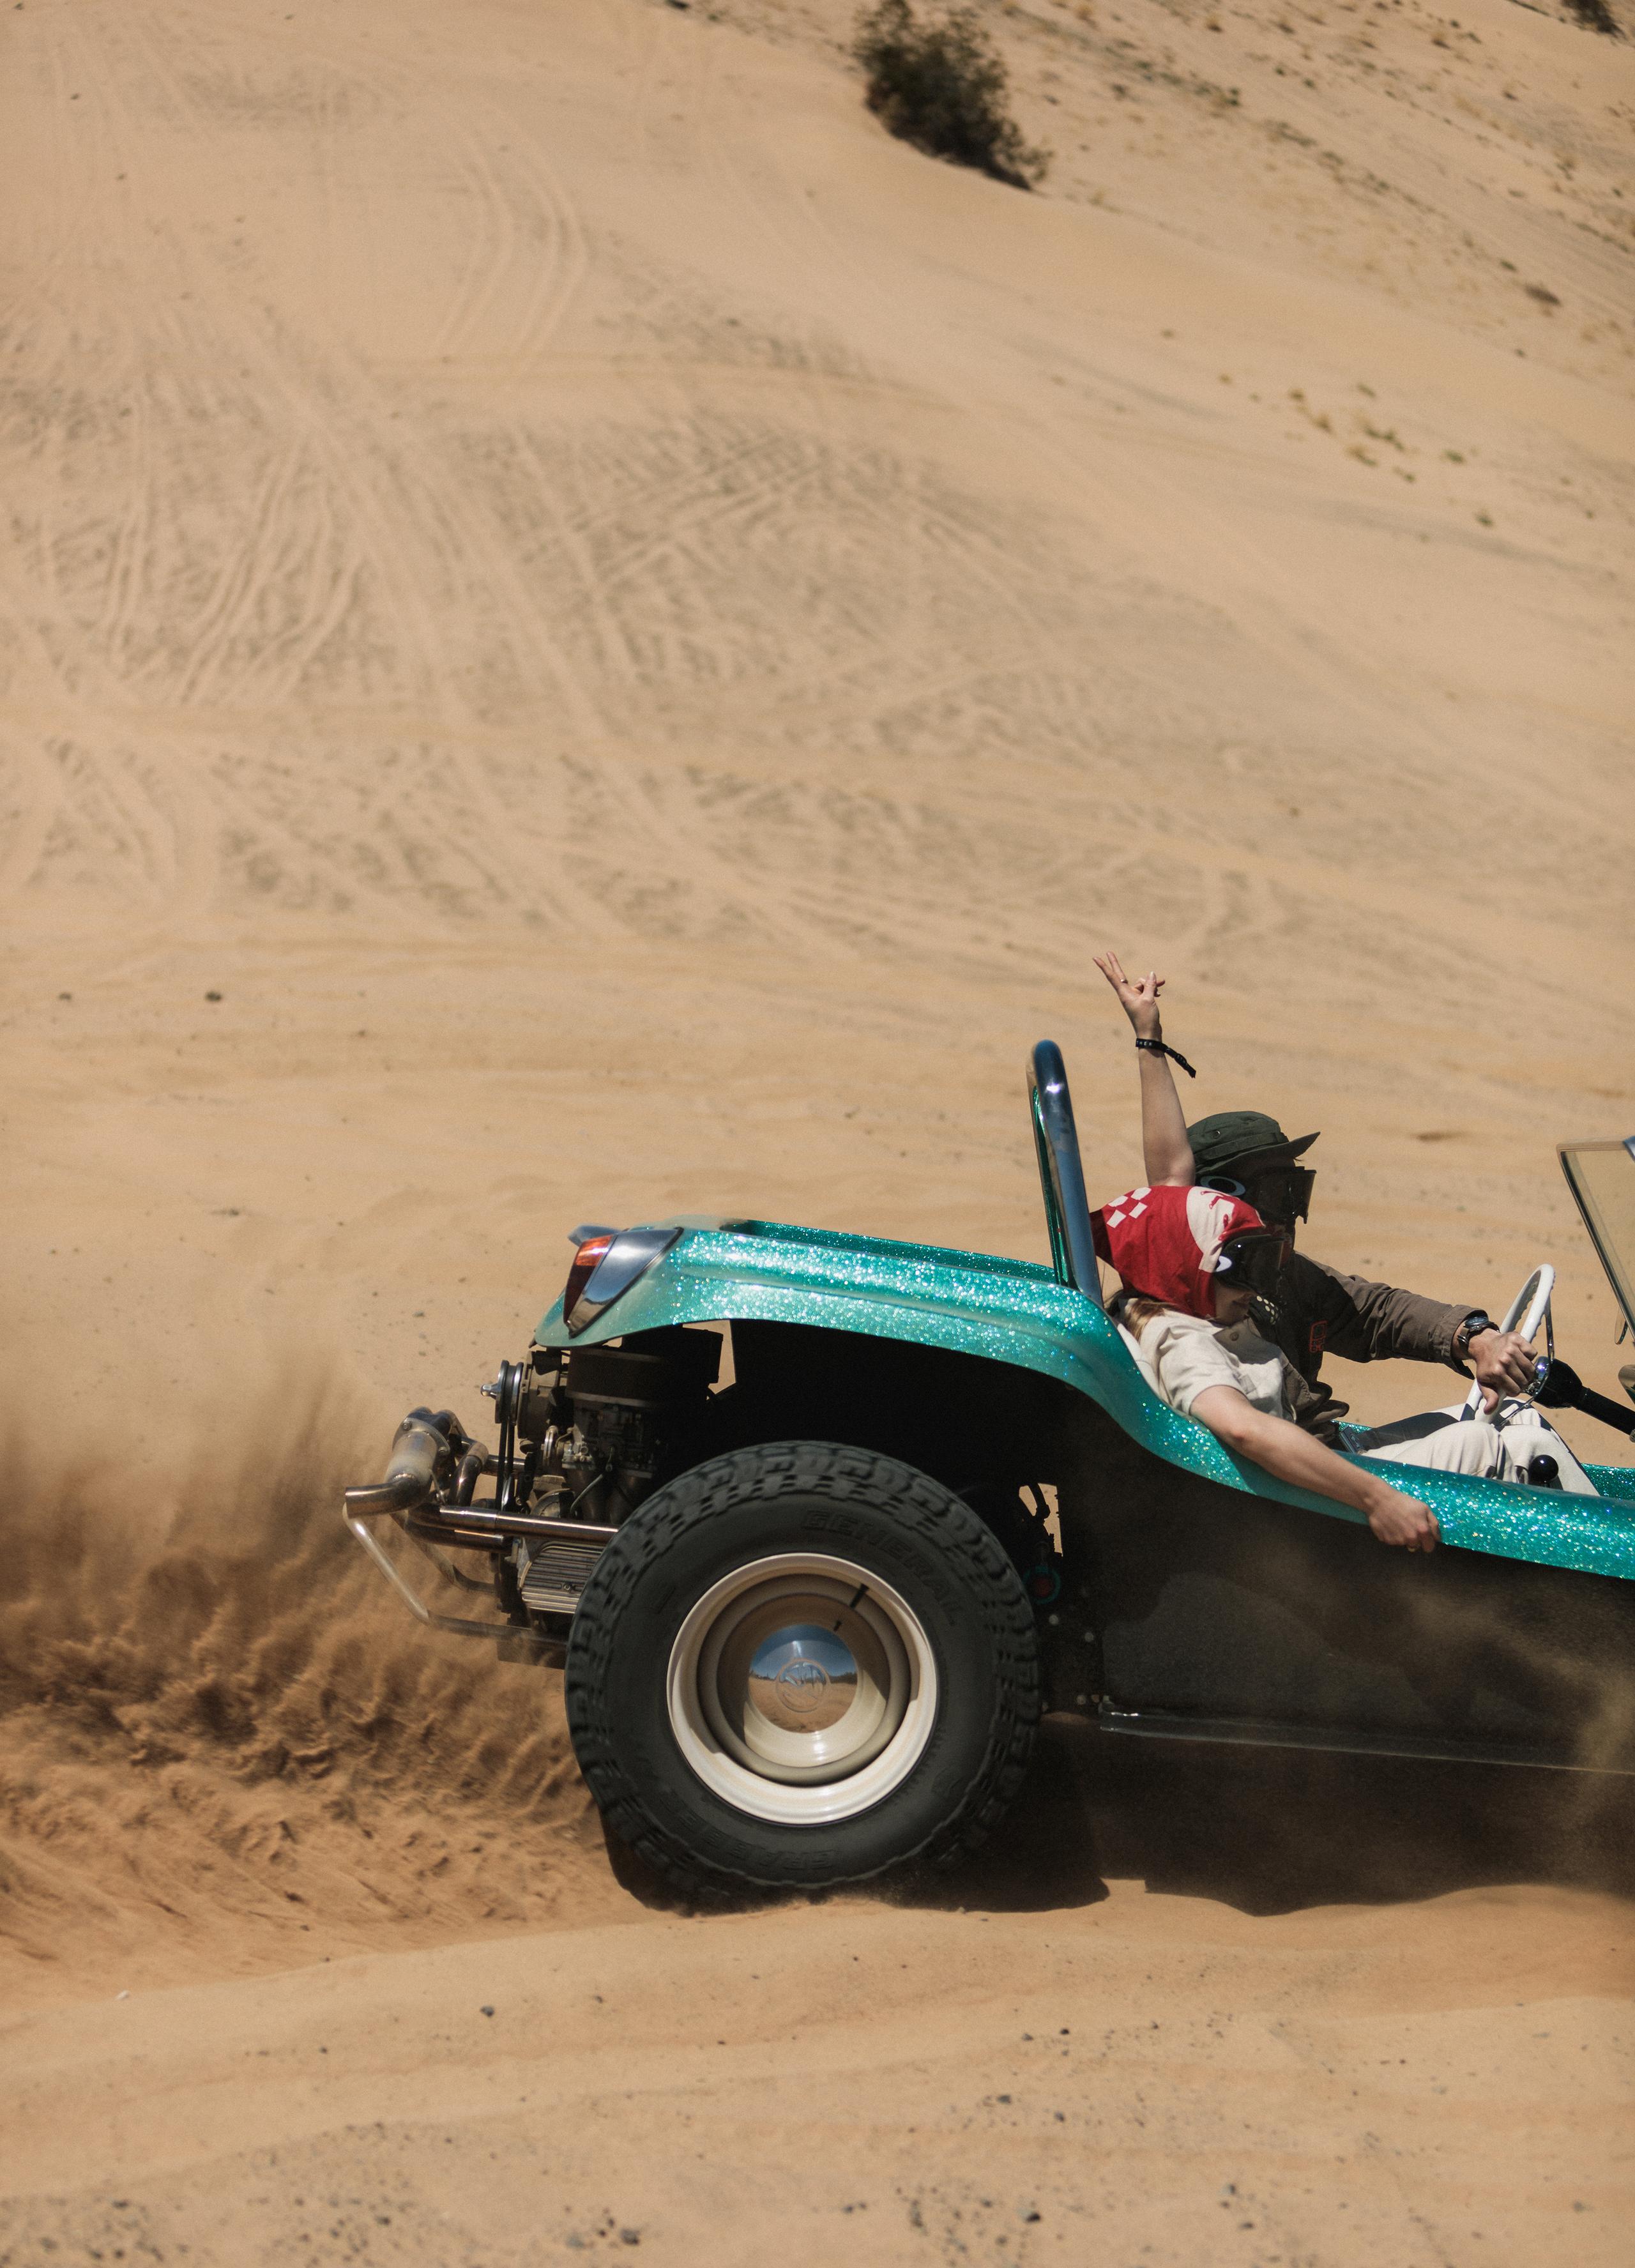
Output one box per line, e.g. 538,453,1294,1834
1028,1040,1103,1307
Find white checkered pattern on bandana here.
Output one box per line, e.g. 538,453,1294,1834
1101,1187,1151,1233
1091,1182,1270,1320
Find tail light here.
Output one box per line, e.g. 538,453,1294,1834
563,1233,615,1328
561,1226,682,1335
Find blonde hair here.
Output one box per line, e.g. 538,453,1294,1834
1117,1293,1178,1339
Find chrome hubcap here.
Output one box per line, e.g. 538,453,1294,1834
666,1554,938,1825
748,1624,858,1735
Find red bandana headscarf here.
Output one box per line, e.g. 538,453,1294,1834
1091,1183,1270,1320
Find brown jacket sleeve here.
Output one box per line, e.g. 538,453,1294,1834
1305,1259,1470,1369
1251,1254,1479,1442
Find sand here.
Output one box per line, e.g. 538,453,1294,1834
1,0,1632,2255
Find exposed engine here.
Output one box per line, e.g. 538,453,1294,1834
347,1327,725,1652
496,1327,723,1526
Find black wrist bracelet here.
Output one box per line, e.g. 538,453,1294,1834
1135,1036,1198,1079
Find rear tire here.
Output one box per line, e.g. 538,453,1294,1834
563,1441,1040,1896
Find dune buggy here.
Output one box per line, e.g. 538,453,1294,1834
346,1046,1635,1894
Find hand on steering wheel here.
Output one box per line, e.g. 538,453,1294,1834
1461,1267,1554,1420
1466,1329,1539,1412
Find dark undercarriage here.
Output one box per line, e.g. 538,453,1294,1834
361,1318,1635,1779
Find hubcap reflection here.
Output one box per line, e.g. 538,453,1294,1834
665,1555,939,1824
748,1623,858,1732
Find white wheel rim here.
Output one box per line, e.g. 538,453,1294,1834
665,1553,939,1825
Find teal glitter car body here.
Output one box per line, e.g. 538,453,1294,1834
536,1215,1635,1583
347,1043,1635,1892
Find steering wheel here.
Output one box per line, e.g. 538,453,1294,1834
1458,1263,1555,1419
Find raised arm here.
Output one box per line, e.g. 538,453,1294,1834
1092,949,1194,1187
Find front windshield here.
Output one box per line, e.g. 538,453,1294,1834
1559,1138,1635,1336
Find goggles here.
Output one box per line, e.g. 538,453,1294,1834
1199,1164,1315,1226
1212,1225,1292,1296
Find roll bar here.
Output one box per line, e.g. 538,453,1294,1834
1028,1040,1103,1307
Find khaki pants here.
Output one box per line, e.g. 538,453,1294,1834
1355,1401,1597,1496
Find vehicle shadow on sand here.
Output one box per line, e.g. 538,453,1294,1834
924,1717,1635,1917
604,1719,1635,1919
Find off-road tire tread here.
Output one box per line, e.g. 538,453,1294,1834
565,1441,1040,1897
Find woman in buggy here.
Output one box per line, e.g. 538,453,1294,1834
1092,952,1595,1553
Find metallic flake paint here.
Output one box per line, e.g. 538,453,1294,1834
536,1221,1635,1585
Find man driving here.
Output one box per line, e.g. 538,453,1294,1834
1185,1109,1539,1444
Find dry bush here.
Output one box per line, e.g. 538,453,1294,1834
853,0,1049,189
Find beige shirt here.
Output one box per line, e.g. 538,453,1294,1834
1119,1305,1295,1423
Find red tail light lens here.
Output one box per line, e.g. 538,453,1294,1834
561,1224,683,1334
562,1234,614,1326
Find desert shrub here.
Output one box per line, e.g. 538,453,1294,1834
1563,0,1620,33
852,0,1049,188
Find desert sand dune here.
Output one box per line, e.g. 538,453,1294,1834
1,0,1632,2255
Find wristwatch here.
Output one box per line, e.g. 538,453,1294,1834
1454,1312,1496,1362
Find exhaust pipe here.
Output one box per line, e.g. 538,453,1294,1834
343,1408,458,1516
342,1405,564,1662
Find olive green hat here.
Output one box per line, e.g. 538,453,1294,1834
1187,1110,1319,1177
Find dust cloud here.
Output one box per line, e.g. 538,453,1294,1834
0,1358,621,2002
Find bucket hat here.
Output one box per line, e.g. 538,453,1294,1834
1186,1110,1319,1177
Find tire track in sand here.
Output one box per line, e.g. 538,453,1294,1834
428,119,589,368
